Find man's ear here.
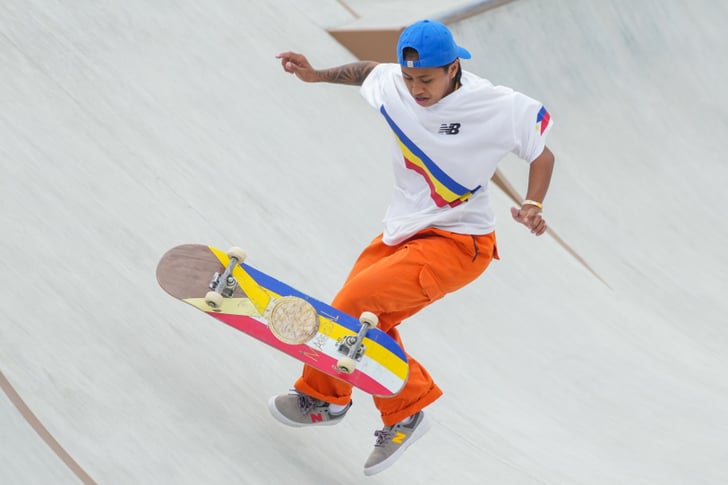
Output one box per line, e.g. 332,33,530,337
450,60,460,78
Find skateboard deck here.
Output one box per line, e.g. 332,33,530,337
156,244,408,396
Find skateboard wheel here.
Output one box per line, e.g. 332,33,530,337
359,311,378,327
227,247,246,263
336,356,357,374
205,291,224,310
268,296,320,344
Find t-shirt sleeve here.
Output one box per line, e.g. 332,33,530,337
359,63,395,109
511,92,553,162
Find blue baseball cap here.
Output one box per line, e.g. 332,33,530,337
397,20,471,68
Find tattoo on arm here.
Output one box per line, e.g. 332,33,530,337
318,61,378,85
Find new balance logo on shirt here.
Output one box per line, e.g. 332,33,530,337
438,122,461,135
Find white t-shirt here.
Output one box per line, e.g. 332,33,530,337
360,63,553,245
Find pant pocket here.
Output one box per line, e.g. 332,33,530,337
419,264,446,302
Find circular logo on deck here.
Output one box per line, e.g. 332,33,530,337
267,296,320,344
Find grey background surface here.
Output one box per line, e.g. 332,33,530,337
2,1,726,483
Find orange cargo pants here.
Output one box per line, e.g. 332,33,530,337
294,227,498,426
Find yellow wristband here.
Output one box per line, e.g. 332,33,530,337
522,199,543,209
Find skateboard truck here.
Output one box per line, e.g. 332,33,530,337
335,311,378,374
205,247,247,310
209,271,238,297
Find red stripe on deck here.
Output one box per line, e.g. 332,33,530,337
208,312,393,396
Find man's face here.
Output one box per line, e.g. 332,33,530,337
400,61,458,107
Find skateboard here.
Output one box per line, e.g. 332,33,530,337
156,244,408,397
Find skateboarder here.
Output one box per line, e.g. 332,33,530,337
272,19,555,475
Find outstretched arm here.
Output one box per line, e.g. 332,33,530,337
510,146,555,236
276,51,378,86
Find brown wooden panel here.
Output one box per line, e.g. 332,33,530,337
156,244,245,300
327,28,403,63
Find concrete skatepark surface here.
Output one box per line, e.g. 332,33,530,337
2,0,727,483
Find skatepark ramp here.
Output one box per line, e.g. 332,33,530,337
2,0,727,483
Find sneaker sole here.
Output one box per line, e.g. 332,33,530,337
363,412,432,476
267,396,345,428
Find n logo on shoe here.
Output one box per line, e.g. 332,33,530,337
392,432,407,444
310,413,324,423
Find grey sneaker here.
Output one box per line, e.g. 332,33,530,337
268,390,351,427
363,411,431,476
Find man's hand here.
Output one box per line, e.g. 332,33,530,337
276,51,320,82
510,204,547,236
276,52,378,86
511,146,554,236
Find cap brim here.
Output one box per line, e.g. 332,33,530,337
457,46,472,60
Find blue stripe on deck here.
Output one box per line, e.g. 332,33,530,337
242,262,407,362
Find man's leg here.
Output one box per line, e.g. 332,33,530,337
327,229,498,425
351,229,496,475
269,235,396,425
272,230,496,430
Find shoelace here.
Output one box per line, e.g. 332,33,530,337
373,427,395,447
296,393,317,415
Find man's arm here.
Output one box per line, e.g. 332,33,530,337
510,146,555,236
276,51,378,86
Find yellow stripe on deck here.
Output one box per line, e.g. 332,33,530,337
209,246,272,315
316,316,408,381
